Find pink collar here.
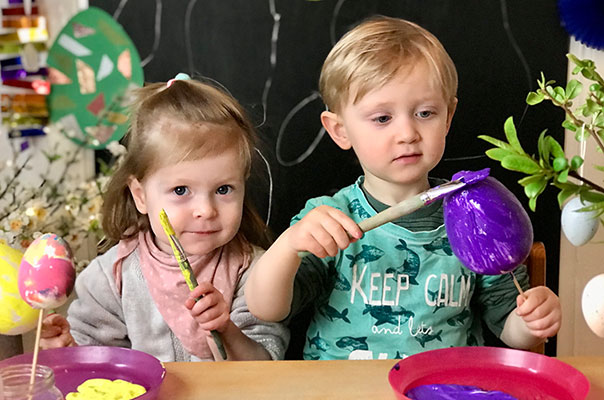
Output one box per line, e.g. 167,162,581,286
113,231,250,359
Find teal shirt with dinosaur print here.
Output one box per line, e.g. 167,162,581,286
290,177,529,360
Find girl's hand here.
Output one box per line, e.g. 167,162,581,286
515,286,562,339
285,205,362,258
40,313,77,349
185,282,231,333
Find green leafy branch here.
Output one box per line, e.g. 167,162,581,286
478,54,604,217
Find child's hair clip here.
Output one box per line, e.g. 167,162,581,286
166,72,192,88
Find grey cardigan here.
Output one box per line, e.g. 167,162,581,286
67,245,289,361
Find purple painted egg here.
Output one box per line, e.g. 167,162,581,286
18,233,75,309
443,173,533,275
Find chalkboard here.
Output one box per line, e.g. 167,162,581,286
91,0,569,355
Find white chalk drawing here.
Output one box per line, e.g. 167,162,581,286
107,0,537,225
113,0,162,67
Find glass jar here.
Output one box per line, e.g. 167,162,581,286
0,364,64,400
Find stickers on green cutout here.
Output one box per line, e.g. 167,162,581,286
46,7,144,149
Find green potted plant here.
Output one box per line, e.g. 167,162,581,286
479,53,604,338
479,54,604,239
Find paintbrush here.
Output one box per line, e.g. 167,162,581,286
298,168,490,258
159,209,228,360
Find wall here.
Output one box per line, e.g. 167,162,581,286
557,39,604,356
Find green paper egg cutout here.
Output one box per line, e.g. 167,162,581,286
46,7,144,149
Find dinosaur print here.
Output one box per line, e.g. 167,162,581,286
446,309,471,326
346,244,384,268
334,272,351,291
414,329,443,348
319,304,351,323
308,332,330,352
348,199,371,219
423,237,453,255
362,304,414,326
336,336,369,351
390,239,420,285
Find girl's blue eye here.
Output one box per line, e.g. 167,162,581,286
373,115,391,124
173,186,188,196
417,110,433,118
216,185,232,195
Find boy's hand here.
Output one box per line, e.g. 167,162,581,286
286,205,363,258
185,282,230,333
40,313,77,349
515,286,561,339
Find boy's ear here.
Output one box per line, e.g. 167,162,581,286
321,110,352,150
128,177,148,215
446,98,458,133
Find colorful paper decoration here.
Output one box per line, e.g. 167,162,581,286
558,0,604,50
46,7,144,149
0,1,50,142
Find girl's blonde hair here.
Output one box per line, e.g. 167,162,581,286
319,16,458,113
101,79,271,251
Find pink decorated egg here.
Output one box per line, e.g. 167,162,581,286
18,233,75,309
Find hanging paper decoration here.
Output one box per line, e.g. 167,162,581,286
0,0,50,140
46,7,144,149
558,0,604,50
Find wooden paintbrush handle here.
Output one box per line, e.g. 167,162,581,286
357,195,425,232
297,194,425,258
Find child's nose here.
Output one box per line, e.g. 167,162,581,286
193,200,217,218
396,118,420,143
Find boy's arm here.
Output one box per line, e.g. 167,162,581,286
246,205,362,322
499,286,561,349
245,231,305,322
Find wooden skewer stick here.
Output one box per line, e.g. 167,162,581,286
510,271,526,298
29,309,45,391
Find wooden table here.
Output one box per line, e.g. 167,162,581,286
158,356,604,399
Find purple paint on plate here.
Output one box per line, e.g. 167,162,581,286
406,383,519,399
443,174,533,275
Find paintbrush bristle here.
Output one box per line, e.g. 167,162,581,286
159,209,175,236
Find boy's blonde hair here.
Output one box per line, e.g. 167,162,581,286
101,79,271,250
319,16,458,113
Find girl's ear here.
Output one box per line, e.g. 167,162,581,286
128,177,148,215
321,110,351,150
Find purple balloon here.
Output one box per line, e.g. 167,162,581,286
443,173,533,275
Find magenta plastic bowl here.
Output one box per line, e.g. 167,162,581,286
389,346,589,400
0,346,166,399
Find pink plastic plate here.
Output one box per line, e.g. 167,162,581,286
388,346,589,400
0,346,165,399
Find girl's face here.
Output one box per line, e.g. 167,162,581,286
128,146,246,256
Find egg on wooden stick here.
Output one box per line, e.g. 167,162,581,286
16,233,76,386
443,172,534,276
18,233,76,310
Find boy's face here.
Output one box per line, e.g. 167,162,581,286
128,146,245,256
322,62,456,204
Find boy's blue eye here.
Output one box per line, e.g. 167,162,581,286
216,185,232,195
417,110,433,118
173,186,188,196
373,115,391,124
